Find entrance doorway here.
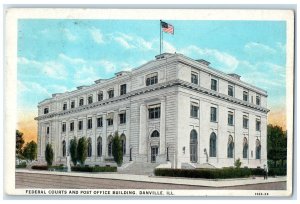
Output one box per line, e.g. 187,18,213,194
151,146,158,163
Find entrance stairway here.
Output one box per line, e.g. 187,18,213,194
118,162,160,175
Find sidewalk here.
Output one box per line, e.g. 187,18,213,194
16,169,286,188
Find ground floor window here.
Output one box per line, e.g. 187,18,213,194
243,137,248,159
190,129,198,163
87,138,92,157
108,136,113,157
97,137,102,157
209,132,217,157
62,140,66,157
120,134,126,155
151,146,158,163
227,135,234,158
256,139,261,159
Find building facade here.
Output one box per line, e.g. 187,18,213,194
35,53,269,169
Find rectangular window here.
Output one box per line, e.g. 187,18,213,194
46,126,50,134
120,84,127,95
108,89,114,98
88,96,93,104
148,106,161,119
211,79,217,91
243,91,249,102
107,118,113,126
87,118,92,129
63,103,67,110
98,92,103,101
62,123,66,132
78,120,83,130
191,72,198,85
44,108,49,114
228,112,234,126
228,85,234,97
71,101,75,109
79,98,84,106
97,117,103,127
190,105,199,118
210,107,217,122
119,113,126,124
70,121,74,131
146,73,158,86
256,96,261,105
243,116,249,129
256,119,261,131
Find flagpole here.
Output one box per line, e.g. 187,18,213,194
160,20,162,54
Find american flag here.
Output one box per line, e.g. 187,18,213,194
161,21,174,35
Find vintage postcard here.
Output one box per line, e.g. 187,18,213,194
4,8,294,197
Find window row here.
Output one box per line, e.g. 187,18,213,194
61,113,126,133
190,105,261,131
189,130,261,163
190,73,262,106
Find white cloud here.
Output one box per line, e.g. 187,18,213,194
276,42,286,52
47,85,69,93
180,45,239,72
43,62,68,80
97,60,117,73
74,66,98,84
63,29,77,41
244,42,276,54
113,32,154,51
89,27,104,44
19,81,50,97
59,53,86,64
163,41,176,53
114,36,134,49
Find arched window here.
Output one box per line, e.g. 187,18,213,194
87,138,92,157
227,135,234,158
256,139,261,159
108,135,113,157
120,134,126,155
97,137,102,157
62,140,66,157
151,130,160,138
243,137,248,159
190,129,198,162
209,132,217,157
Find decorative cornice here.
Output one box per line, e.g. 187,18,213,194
35,79,269,121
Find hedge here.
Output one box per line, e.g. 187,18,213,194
154,167,269,179
32,165,48,170
16,162,27,168
71,166,117,172
31,165,65,171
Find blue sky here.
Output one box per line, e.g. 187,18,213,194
17,19,286,115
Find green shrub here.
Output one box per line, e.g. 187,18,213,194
234,158,242,168
77,137,88,165
112,132,123,166
70,137,78,166
154,167,262,179
45,144,54,166
32,165,48,170
16,161,27,168
71,165,117,172
268,168,286,176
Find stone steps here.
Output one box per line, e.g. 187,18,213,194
118,162,160,175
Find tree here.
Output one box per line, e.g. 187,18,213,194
22,141,37,161
267,124,287,169
45,143,54,166
77,137,87,166
112,132,123,166
234,158,242,168
69,137,78,166
16,130,25,159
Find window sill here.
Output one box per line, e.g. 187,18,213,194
190,116,199,119
210,121,218,123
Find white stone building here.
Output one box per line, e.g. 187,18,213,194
35,53,269,169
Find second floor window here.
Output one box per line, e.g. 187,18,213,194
44,108,49,114
87,118,92,129
63,103,67,110
70,121,74,131
243,91,249,102
62,123,66,132
120,84,127,95
190,105,199,118
97,117,103,127
146,73,158,86
191,72,198,85
78,120,83,130
46,126,50,134
148,106,160,119
79,98,84,106
256,119,261,131
108,89,114,98
243,115,249,129
119,113,126,124
98,92,103,101
228,112,234,126
210,107,217,122
71,101,75,109
211,79,217,91
228,85,234,97
256,96,261,105
88,95,93,104
107,118,113,126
